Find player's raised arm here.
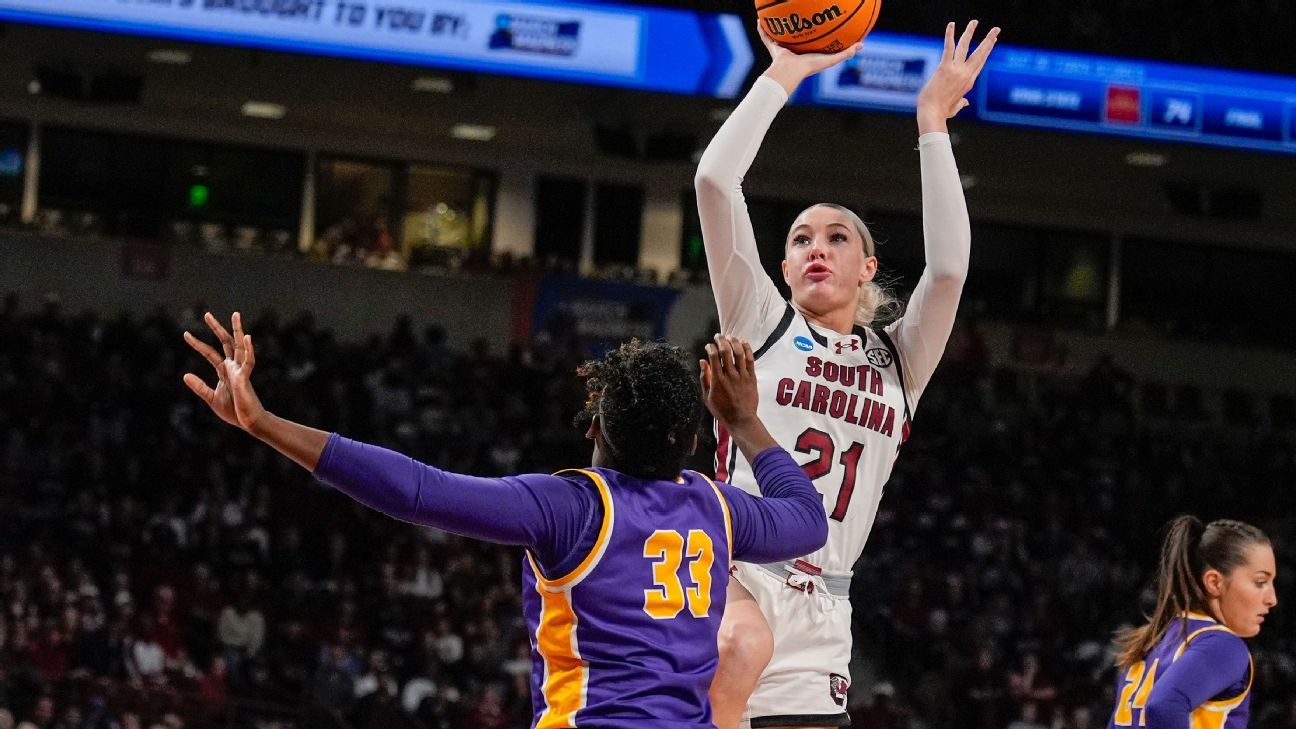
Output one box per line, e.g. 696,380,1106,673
693,27,862,339
182,313,591,558
885,21,998,403
700,335,827,562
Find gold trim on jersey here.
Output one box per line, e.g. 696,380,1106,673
533,582,587,728
527,469,615,592
695,471,734,562
1171,622,1254,719
1190,663,1252,729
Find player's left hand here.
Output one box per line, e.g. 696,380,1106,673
916,20,1000,131
183,311,268,434
700,334,758,428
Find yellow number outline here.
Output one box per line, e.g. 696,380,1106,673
1114,659,1159,726
643,529,715,620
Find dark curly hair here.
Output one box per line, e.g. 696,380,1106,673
573,340,704,480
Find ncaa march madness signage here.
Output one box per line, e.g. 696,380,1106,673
0,0,754,98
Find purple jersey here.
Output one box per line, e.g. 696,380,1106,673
522,467,733,728
1108,613,1253,729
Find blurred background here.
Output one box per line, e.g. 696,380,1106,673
0,1,1293,728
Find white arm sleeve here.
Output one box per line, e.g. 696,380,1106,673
694,76,791,341
884,132,971,407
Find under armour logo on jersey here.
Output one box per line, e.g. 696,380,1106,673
866,348,894,368
833,339,860,355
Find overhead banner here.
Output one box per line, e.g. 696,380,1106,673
530,274,680,358
0,0,753,98
807,31,1296,155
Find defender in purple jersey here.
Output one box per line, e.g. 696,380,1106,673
183,313,828,728
1108,516,1277,729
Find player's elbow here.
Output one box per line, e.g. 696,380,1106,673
926,256,969,287
693,166,728,203
1141,694,1188,728
795,502,830,554
810,510,829,550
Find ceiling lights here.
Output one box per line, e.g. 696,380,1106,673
241,101,286,120
450,124,496,142
1125,151,1169,167
147,49,192,65
412,76,454,93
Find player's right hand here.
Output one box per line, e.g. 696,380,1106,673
700,334,758,428
759,23,862,96
183,311,268,434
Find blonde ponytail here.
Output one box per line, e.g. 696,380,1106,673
855,280,902,327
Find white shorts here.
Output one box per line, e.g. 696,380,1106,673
732,561,853,728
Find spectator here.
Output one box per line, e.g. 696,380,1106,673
216,591,264,682
0,300,1291,729
851,683,906,729
125,617,166,688
1006,701,1049,729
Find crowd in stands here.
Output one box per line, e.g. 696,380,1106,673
0,294,1293,729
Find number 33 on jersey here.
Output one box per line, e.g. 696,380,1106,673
521,468,733,727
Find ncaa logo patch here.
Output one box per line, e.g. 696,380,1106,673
866,348,894,368
829,673,849,707
794,336,814,352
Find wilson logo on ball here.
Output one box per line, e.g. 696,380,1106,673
761,5,843,37
755,0,882,54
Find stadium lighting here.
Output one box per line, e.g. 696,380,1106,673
147,49,192,65
450,124,497,142
1125,151,1169,167
412,76,454,94
241,101,286,120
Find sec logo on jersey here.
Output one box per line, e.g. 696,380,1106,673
866,347,893,368
794,336,814,352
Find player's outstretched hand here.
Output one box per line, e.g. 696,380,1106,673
916,20,1000,133
183,311,268,434
700,334,758,429
759,22,862,97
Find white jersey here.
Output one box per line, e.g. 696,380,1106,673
715,307,910,574
695,75,972,580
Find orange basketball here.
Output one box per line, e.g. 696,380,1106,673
755,0,882,54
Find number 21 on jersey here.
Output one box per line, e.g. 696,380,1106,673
796,428,864,521
1114,659,1159,726
642,529,714,619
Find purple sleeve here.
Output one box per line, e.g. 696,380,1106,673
1142,630,1251,729
718,447,828,563
314,434,599,567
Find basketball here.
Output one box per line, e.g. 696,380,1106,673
755,0,881,54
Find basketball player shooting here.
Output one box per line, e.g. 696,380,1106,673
695,20,999,729
183,313,829,727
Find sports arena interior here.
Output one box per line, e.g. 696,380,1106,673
0,1,1293,728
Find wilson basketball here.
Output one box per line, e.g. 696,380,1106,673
756,0,881,54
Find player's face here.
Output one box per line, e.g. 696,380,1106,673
1214,543,1278,638
781,206,878,319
